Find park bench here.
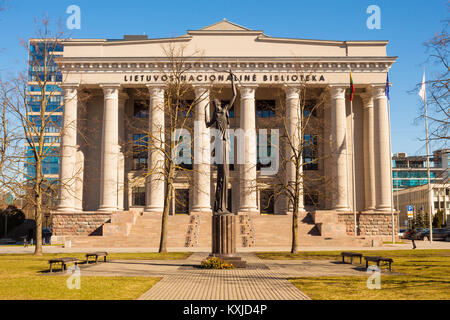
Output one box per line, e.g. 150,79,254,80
364,256,394,272
85,251,108,264
341,252,363,264
48,257,79,273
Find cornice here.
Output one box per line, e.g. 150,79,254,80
55,56,396,74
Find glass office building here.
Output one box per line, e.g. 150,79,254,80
26,40,63,183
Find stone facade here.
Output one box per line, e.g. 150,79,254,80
52,212,111,236
337,212,399,240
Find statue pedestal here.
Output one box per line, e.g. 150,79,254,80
209,213,246,268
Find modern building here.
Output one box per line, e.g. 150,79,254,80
392,149,449,192
394,183,449,228
50,20,398,247
24,40,64,219
26,40,63,181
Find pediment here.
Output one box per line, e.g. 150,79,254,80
199,19,251,31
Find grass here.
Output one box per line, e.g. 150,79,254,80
257,249,450,300
0,252,191,300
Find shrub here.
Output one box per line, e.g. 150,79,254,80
200,257,234,269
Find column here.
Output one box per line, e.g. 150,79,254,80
117,93,128,211
285,86,304,213
373,86,392,211
192,86,212,213
57,84,78,212
238,86,259,213
361,89,376,211
323,94,332,209
329,86,350,211
98,84,120,211
145,86,165,213
74,146,84,211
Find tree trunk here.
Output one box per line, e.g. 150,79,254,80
159,165,173,253
34,164,43,255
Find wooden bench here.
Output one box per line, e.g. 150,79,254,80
48,257,79,273
86,251,108,264
341,252,363,264
364,256,394,272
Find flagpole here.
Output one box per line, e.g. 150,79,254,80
423,69,433,242
351,100,357,237
387,97,395,244
349,73,357,237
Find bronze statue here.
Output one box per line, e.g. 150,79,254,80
205,70,236,214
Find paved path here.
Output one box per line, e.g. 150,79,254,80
137,253,310,300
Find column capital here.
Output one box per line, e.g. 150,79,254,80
99,84,121,100
192,85,210,97
61,84,79,99
328,85,346,99
371,85,387,99
146,85,165,99
284,85,300,100
360,88,374,106
239,85,257,100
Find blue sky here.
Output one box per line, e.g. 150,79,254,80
0,0,447,155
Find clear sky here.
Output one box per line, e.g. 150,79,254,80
0,0,447,156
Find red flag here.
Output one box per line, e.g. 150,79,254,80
350,73,354,101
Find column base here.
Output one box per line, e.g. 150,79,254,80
98,207,117,212
144,207,164,213
190,209,212,215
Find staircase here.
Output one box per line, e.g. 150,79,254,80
66,211,370,248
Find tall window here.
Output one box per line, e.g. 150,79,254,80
174,189,189,214
303,134,318,170
303,100,317,117
134,100,149,118
256,100,275,118
132,187,146,206
260,189,275,214
133,134,148,170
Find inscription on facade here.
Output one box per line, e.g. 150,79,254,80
123,73,326,83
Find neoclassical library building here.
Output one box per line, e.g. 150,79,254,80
51,20,398,247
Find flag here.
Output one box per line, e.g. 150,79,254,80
385,73,390,100
349,72,354,101
418,70,426,101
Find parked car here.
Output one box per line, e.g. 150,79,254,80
417,228,450,241
398,229,408,239
404,228,427,240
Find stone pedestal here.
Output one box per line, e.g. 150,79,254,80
210,213,246,268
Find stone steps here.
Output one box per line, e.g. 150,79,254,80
64,211,366,248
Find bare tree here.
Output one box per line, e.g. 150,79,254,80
265,78,332,254
421,12,449,144
0,17,66,255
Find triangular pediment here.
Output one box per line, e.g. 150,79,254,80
199,19,252,31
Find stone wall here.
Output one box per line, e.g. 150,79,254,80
338,212,399,240
51,212,111,236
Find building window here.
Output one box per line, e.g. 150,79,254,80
303,100,317,117
134,100,149,118
132,187,145,206
256,100,275,118
260,189,275,214
304,192,319,207
174,189,189,214
133,134,148,170
303,134,318,170
177,100,194,118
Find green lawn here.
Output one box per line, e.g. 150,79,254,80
0,252,190,300
257,250,450,300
